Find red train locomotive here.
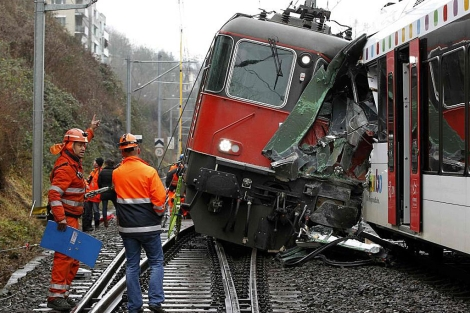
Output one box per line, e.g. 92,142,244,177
182,1,377,251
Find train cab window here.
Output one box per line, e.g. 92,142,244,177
206,35,233,93
227,40,295,107
441,49,465,174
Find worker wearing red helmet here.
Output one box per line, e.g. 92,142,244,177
112,133,167,313
46,115,100,311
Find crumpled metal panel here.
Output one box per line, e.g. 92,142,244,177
347,100,371,147
262,65,329,161
260,33,379,230
262,34,369,182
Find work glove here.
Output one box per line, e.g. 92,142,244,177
57,219,67,232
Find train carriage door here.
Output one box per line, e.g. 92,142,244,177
386,51,398,225
409,39,421,232
393,40,422,232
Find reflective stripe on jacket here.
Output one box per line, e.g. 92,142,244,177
48,128,94,222
112,156,166,236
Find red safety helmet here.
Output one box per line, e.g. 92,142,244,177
63,128,88,143
119,133,139,150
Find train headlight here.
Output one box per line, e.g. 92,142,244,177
219,139,231,152
218,139,242,156
298,53,313,68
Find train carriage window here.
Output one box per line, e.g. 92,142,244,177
227,40,294,107
378,60,387,142
206,35,233,93
441,48,465,174
425,58,440,172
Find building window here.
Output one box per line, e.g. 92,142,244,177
55,16,66,27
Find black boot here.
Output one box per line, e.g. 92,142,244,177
94,219,100,229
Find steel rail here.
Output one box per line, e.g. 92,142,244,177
87,226,194,313
214,240,240,313
72,248,126,313
250,248,260,313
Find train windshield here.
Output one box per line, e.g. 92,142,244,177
227,40,294,107
206,35,234,93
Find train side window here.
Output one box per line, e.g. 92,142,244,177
206,35,233,93
378,60,387,142
441,49,465,174
425,58,440,173
227,40,295,107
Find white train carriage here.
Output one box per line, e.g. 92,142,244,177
362,0,470,255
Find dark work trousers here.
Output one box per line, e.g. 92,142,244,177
82,201,93,231
90,201,101,228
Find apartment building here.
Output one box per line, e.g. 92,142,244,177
50,0,109,64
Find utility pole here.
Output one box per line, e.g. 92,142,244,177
157,53,162,138
178,28,183,155
32,0,97,208
126,56,132,133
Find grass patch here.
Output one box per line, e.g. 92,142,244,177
0,173,45,289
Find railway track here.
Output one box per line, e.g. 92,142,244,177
31,218,306,312
87,229,305,312
3,218,467,312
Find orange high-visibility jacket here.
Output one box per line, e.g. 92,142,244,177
112,156,166,236
48,128,95,222
86,167,101,203
165,162,183,191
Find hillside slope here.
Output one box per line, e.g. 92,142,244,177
0,0,126,288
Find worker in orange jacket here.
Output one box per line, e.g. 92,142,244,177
165,154,186,216
112,133,167,313
82,157,103,230
46,115,100,311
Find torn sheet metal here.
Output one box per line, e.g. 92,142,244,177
260,33,378,231
297,228,383,255
262,34,370,183
262,34,367,159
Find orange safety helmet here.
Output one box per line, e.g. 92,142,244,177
118,133,139,150
63,128,88,143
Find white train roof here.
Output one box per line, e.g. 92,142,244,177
362,0,470,62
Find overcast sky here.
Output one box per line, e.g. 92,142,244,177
95,0,397,60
